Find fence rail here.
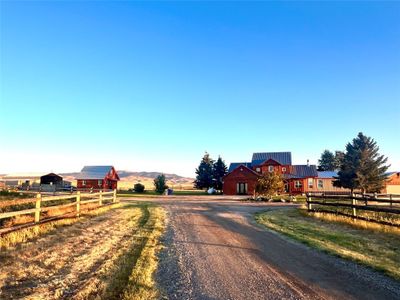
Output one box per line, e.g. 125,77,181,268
0,190,118,234
306,192,400,226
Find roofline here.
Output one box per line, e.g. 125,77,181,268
223,164,260,179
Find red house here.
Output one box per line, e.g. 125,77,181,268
223,152,318,195
76,166,120,190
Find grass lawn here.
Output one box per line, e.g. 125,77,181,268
255,207,400,280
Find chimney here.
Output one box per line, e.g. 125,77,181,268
307,159,309,166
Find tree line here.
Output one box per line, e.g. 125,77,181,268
194,152,228,193
318,132,389,193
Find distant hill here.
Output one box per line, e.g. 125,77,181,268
59,170,194,190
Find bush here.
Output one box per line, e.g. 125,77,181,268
154,175,168,194
133,183,145,193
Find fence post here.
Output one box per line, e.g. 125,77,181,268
99,190,103,206
35,193,41,223
113,189,117,203
76,191,81,217
390,194,393,207
307,193,312,211
351,193,357,217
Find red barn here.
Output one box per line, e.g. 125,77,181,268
76,166,120,191
223,152,319,195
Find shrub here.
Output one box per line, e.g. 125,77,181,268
154,175,168,194
133,183,145,193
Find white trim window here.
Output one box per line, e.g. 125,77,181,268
318,179,323,189
98,180,102,186
82,180,86,186
295,180,302,189
268,165,274,172
282,167,286,172
308,178,313,188
256,167,261,172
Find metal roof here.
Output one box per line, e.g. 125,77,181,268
77,166,114,180
251,152,292,166
228,162,252,172
2,173,57,180
290,165,318,178
317,171,338,178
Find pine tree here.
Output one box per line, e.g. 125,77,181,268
318,150,336,171
212,156,228,192
194,152,214,189
335,132,389,193
334,151,345,170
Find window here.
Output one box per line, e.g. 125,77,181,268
282,167,286,172
318,179,323,189
295,181,302,189
98,180,102,186
256,167,261,172
308,178,313,188
236,183,248,195
268,166,274,172
82,180,86,186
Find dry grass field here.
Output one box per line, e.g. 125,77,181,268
0,202,165,300
255,207,400,280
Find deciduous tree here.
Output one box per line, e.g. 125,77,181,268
154,174,168,194
255,172,284,199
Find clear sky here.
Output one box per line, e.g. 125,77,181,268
1,1,399,177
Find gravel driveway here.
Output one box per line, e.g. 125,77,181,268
137,197,400,300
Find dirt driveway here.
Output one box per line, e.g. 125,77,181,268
137,196,400,300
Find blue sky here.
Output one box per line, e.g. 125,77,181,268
1,1,399,177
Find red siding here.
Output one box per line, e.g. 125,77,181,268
223,166,259,195
77,167,119,191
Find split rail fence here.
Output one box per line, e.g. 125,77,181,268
306,192,400,226
0,190,118,234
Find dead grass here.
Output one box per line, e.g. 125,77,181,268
0,202,166,300
0,203,122,249
255,207,400,280
100,204,165,300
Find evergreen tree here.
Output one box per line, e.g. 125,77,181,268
335,132,389,193
194,152,214,189
154,174,168,194
318,150,336,171
334,151,345,170
212,156,228,192
255,172,284,199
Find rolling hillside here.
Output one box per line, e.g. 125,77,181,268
60,171,195,190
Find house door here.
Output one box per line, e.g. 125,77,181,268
237,183,248,195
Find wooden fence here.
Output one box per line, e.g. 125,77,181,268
306,192,400,226
0,190,118,234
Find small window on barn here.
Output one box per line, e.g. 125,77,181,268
98,180,102,186
256,167,261,172
308,178,313,188
82,180,86,186
282,167,286,172
295,181,302,189
268,166,274,172
318,179,323,189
